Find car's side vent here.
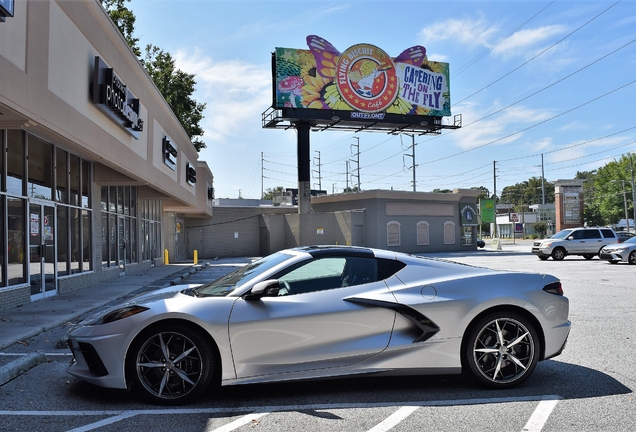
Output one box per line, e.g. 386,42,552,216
543,281,564,295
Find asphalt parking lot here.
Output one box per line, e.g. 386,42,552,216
0,240,634,432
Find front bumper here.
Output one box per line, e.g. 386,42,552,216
599,252,625,262
66,331,130,389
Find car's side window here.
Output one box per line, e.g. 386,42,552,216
583,230,601,239
601,229,616,238
274,256,379,296
570,231,585,240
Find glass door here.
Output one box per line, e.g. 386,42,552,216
29,203,57,300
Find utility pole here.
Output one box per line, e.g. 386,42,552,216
261,152,264,199
403,135,417,192
345,160,350,191
493,160,498,238
313,150,322,191
621,180,630,232
541,154,545,205
351,137,360,191
630,153,636,230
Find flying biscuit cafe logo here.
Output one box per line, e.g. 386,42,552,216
274,35,451,116
92,57,144,138
336,44,398,112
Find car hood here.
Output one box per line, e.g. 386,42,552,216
129,284,201,305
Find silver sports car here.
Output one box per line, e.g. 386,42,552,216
66,246,570,404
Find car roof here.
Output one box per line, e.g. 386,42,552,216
290,245,398,260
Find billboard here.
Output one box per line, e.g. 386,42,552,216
480,199,495,224
273,35,451,117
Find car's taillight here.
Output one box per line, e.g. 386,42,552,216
543,281,563,295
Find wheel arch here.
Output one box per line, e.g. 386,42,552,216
123,318,222,389
459,305,546,372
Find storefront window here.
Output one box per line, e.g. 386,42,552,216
82,210,91,271
462,226,475,246
82,160,90,208
56,149,68,203
27,135,53,200
6,130,24,196
69,155,80,207
57,206,68,276
70,208,80,274
7,197,26,285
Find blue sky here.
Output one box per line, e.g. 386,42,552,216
129,0,636,199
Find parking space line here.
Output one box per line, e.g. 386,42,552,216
522,397,561,432
367,406,420,432
65,412,138,432
205,412,270,432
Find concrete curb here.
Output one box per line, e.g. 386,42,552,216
0,351,47,386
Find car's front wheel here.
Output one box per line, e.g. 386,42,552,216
583,254,594,260
538,255,549,261
551,248,566,261
128,324,215,404
629,251,636,265
463,312,540,388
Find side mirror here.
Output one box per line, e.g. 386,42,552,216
245,279,280,300
567,236,574,240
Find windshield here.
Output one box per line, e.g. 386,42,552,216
551,229,573,239
194,252,293,297
624,236,636,244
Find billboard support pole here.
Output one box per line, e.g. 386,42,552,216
297,123,311,214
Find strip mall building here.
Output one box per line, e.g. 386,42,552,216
0,0,481,312
0,0,213,311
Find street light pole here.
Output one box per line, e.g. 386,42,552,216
630,153,636,231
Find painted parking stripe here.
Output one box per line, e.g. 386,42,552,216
205,412,270,432
65,412,138,432
367,406,420,432
0,395,562,432
522,398,561,432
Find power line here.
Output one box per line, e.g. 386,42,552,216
454,0,621,106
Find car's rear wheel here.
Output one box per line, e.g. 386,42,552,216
551,248,566,261
463,312,540,388
583,254,594,260
129,324,215,404
629,251,636,265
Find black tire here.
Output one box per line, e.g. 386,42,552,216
609,260,619,264
629,251,636,265
128,324,215,405
583,254,594,260
538,256,549,261
551,248,566,261
463,312,540,388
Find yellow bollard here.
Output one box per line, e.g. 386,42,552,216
164,249,169,265
194,250,198,265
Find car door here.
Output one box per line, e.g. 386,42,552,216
582,229,603,254
228,256,397,378
567,229,587,253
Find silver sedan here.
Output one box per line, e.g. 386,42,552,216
600,236,636,264
66,246,570,404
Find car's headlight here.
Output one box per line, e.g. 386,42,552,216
542,241,552,247
84,305,149,325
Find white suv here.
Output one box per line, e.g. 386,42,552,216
532,227,618,261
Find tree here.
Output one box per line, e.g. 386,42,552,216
533,221,548,238
100,0,140,56
142,45,207,151
100,0,207,151
262,186,285,200
500,177,554,206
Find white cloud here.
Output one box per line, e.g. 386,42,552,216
419,17,498,48
174,49,272,142
491,25,567,58
451,103,552,150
